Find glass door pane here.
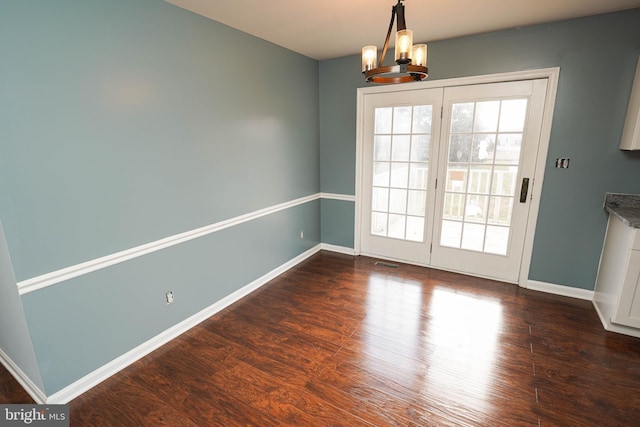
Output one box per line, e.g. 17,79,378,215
371,105,433,243
440,98,527,255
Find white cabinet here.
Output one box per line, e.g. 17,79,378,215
593,214,640,337
612,250,640,327
620,55,640,150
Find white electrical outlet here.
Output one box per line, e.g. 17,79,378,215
300,230,304,239
165,291,174,305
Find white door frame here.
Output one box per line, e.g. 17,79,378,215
354,67,560,287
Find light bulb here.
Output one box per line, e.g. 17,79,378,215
412,44,427,67
394,29,413,64
361,46,377,72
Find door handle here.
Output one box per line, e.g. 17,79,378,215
519,178,530,203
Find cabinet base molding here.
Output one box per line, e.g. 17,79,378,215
593,302,640,339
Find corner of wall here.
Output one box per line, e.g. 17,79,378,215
0,221,47,402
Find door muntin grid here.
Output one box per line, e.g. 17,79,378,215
440,99,528,255
371,105,432,243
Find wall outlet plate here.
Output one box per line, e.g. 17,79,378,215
165,291,174,305
555,158,570,168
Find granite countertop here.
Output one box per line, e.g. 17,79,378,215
604,193,640,228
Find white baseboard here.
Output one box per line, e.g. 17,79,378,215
320,243,356,256
46,244,322,404
525,280,594,301
26,245,597,404
0,347,47,404
592,300,609,329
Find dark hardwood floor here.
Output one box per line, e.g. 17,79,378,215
0,365,34,405
2,251,640,426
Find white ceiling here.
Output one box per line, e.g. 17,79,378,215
165,0,640,60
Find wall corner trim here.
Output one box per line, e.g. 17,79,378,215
525,280,594,301
320,243,356,255
320,193,356,202
0,347,47,404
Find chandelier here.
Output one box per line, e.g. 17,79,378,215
361,0,428,84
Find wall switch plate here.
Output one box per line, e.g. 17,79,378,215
166,291,174,305
555,158,570,168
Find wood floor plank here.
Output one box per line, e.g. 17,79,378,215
2,251,640,426
70,373,201,427
0,364,34,404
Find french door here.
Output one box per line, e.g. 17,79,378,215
359,79,549,283
360,88,443,265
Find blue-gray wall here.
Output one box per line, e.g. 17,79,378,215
1,0,319,281
1,0,319,395
2,0,640,399
319,9,640,289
